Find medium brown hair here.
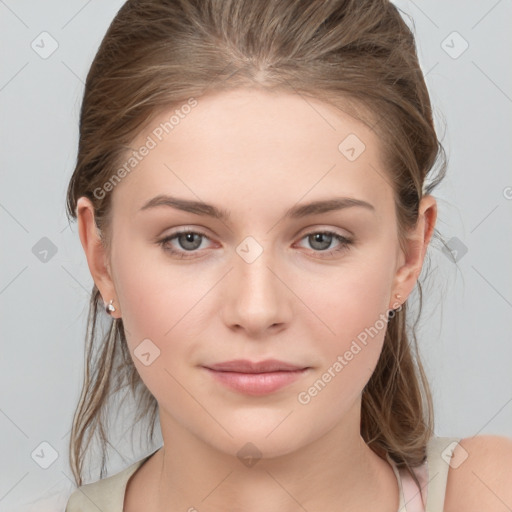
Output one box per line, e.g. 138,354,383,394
65,0,448,497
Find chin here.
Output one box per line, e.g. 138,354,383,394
194,420,314,462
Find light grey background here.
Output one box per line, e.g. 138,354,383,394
1,1,511,510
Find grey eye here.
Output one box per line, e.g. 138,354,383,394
307,232,335,251
176,232,203,251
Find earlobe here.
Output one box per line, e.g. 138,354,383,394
76,196,120,317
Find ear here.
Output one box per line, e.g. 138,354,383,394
76,196,121,318
391,195,437,308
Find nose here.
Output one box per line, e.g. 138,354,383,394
221,241,293,337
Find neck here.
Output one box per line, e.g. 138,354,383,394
145,399,397,512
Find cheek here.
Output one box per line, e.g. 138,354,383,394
111,245,218,392
112,236,202,338
113,263,198,419
298,255,393,344
295,257,394,404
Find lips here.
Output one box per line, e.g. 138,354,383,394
204,359,308,373
201,359,311,395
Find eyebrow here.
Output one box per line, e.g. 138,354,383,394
138,194,375,221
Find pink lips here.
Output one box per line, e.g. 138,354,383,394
202,359,310,396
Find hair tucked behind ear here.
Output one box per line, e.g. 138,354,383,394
65,0,448,496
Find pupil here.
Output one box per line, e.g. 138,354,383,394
311,233,331,250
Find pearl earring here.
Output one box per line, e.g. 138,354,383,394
105,299,116,314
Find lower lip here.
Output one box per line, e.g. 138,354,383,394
202,367,309,395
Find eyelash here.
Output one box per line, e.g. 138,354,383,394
157,228,353,260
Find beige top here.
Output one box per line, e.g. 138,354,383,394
65,436,461,512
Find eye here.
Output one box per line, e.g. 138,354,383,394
296,230,353,258
157,229,212,259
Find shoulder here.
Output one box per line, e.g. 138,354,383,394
444,434,512,512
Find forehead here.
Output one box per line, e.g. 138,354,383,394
111,88,393,219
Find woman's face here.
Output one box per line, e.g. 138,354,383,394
79,87,432,459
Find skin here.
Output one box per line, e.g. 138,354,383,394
77,87,437,512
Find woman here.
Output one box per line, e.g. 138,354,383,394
64,0,512,511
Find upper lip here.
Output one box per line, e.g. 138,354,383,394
203,359,308,373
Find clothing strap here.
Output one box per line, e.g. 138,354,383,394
65,459,145,511
425,436,462,512
399,458,428,511
388,435,462,512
